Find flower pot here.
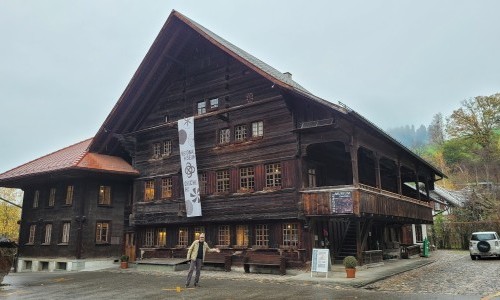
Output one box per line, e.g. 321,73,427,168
345,268,356,278
120,261,128,269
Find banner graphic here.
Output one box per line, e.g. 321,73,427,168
178,117,201,217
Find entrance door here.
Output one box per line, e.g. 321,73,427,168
125,232,136,261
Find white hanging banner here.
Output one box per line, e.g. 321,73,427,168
178,117,201,217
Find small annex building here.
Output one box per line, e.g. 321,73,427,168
0,10,445,272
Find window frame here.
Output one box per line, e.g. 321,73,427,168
265,163,282,188
255,224,269,247
48,188,56,207
28,224,36,245
43,223,52,245
95,221,110,244
218,225,231,246
178,227,188,247
239,166,255,191
156,228,167,247
61,222,71,244
197,101,207,115
216,170,230,193
33,190,39,208
251,121,264,138
65,185,74,206
98,185,112,206
234,124,247,142
163,140,172,157
282,223,299,247
219,128,231,144
161,177,172,199
153,142,161,158
199,172,208,196
144,180,155,202
236,225,249,247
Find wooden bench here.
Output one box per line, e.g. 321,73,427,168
401,244,420,258
203,252,231,272
243,254,286,275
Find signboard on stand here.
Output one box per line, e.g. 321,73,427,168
311,248,330,278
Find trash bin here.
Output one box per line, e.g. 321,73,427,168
422,237,430,258
0,237,17,284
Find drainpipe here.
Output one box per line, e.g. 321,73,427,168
75,183,87,259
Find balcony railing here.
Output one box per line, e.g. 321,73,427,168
301,184,433,222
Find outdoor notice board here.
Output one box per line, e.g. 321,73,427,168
331,191,353,214
311,248,330,278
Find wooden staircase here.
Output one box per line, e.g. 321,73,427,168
334,221,357,264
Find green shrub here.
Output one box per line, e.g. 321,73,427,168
343,256,357,268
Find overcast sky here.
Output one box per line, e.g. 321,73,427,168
1,0,499,173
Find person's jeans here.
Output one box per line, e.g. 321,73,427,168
186,258,202,285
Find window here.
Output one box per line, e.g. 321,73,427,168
219,128,230,144
33,190,39,208
283,223,299,247
199,172,207,196
308,168,317,188
265,163,282,188
43,224,52,245
161,178,172,198
95,222,110,243
145,180,155,202
48,188,56,207
61,222,71,244
193,227,205,240
98,186,111,205
239,166,255,191
65,185,74,205
251,121,263,137
216,170,230,193
153,143,161,158
236,225,249,247
234,124,247,141
415,225,423,243
163,140,172,156
28,224,36,244
144,228,154,247
197,101,206,114
178,227,188,247
209,98,219,109
156,228,167,247
218,225,230,246
255,224,269,247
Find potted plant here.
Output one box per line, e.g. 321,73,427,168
343,256,357,278
120,255,129,269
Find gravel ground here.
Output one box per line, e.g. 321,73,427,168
364,250,500,298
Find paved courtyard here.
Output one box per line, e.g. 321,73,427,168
1,250,499,299
364,250,500,299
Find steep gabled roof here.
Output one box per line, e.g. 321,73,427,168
89,10,347,153
0,138,138,185
88,10,444,179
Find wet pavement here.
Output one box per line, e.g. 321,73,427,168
1,250,499,299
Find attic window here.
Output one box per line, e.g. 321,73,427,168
197,101,206,114
210,98,219,109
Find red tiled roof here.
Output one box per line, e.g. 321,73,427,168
0,139,138,182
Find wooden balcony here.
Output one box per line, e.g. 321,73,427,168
301,184,433,223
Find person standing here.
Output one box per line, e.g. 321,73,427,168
185,233,220,287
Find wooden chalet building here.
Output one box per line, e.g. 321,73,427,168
0,10,445,271
0,139,138,271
